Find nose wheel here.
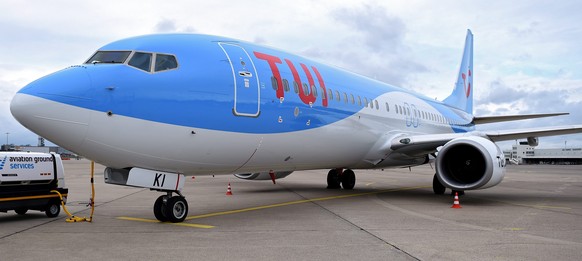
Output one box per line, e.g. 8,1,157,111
153,192,188,223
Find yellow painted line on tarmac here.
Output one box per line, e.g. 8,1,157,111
117,185,428,228
117,216,214,229
504,227,524,231
532,205,571,210
185,185,429,220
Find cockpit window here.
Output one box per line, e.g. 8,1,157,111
85,51,131,64
128,52,152,72
154,54,178,72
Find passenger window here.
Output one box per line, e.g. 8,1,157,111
328,88,334,100
364,97,368,108
358,96,362,106
154,54,178,72
343,93,348,103
385,102,389,112
303,83,310,95
271,76,278,90
311,85,318,97
350,94,355,104
335,91,340,101
375,100,379,110
293,81,299,93
283,79,290,92
321,87,326,99
129,52,152,72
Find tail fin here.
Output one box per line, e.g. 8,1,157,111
443,29,473,114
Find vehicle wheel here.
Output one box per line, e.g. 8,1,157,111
327,169,341,189
433,174,446,195
341,169,356,190
15,208,28,215
153,195,169,222
45,200,61,218
164,196,188,223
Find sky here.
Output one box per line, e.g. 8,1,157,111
1,0,581,150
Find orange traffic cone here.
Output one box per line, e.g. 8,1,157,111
226,183,233,196
451,192,461,208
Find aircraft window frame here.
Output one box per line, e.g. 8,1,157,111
85,51,132,64
283,79,290,92
128,52,153,72
350,94,355,104
271,76,279,91
293,81,299,94
375,100,379,110
311,85,318,97
358,96,362,106
364,97,369,108
328,88,334,100
335,91,340,101
302,83,310,95
343,92,348,103
385,102,389,112
154,53,178,72
320,87,326,99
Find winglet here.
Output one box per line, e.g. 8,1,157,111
443,29,473,114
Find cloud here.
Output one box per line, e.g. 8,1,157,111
154,18,196,33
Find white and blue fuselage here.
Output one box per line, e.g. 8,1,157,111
11,34,474,176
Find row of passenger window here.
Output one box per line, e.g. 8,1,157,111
270,76,465,126
85,51,178,73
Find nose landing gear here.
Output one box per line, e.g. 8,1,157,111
153,191,188,223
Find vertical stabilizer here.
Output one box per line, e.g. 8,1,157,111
443,30,473,114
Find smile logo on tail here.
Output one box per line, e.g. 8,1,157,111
461,69,471,98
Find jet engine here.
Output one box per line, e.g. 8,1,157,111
435,136,506,190
234,171,294,181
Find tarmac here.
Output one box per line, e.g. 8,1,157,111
1,159,581,260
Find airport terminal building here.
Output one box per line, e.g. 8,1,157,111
504,142,582,165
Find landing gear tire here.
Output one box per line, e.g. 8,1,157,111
154,195,169,222
433,174,446,195
45,200,61,218
327,169,341,189
164,196,188,223
341,169,356,190
15,208,28,215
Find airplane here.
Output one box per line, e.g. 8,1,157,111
10,30,582,222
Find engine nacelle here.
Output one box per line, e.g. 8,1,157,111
435,136,506,190
234,171,294,181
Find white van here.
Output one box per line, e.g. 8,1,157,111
0,152,68,217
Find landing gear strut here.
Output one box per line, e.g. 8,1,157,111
327,168,356,190
153,191,188,223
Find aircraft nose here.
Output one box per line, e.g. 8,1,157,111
11,66,93,149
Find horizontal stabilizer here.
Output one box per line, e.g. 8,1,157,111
472,113,569,124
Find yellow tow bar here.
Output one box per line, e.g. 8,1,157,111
51,161,95,223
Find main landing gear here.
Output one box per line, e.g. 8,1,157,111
153,191,188,223
432,174,464,196
327,169,356,190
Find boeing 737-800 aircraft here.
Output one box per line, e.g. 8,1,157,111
11,30,582,222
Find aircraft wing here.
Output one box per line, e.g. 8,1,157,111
472,113,569,124
390,125,582,156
